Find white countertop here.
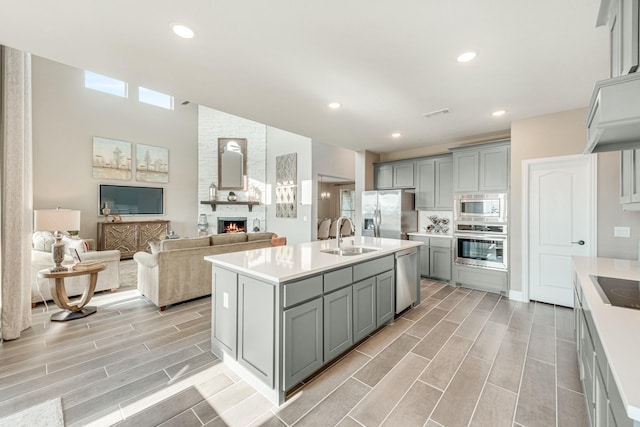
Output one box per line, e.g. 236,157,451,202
407,232,453,238
572,256,640,421
205,237,423,283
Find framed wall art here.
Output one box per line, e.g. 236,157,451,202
136,143,169,183
92,137,132,180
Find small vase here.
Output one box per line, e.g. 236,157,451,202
227,194,237,202
197,214,209,232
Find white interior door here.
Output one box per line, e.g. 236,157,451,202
526,155,596,307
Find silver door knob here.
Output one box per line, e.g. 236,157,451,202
571,240,585,245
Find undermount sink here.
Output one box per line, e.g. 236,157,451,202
320,246,379,256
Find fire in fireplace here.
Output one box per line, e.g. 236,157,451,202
217,217,247,234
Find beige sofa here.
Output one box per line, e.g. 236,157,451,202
31,239,121,305
133,232,286,310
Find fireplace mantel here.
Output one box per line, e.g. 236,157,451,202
200,200,260,212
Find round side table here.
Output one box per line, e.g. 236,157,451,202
38,263,106,321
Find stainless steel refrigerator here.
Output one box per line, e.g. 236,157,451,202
362,190,417,239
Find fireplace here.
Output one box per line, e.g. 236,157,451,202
218,217,247,234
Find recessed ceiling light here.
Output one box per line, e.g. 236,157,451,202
492,110,507,117
172,24,195,39
457,51,477,63
328,102,341,109
392,132,402,138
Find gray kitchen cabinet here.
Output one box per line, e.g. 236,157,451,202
352,277,376,342
323,286,353,363
394,161,415,188
573,268,636,427
454,264,508,294
435,158,453,208
451,141,510,194
415,156,453,210
620,149,640,208
478,145,509,192
374,160,415,189
429,246,452,281
283,297,323,390
415,160,436,209
453,151,479,193
604,0,640,77
238,275,275,387
212,267,238,358
375,164,394,189
409,235,451,281
376,270,394,326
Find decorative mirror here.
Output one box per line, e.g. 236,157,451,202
218,138,247,190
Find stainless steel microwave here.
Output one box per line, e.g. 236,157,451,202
454,193,507,222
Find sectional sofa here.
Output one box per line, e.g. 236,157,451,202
134,232,286,310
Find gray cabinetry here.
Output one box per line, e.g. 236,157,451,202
375,160,415,189
430,247,452,281
376,270,394,326
415,156,453,210
323,286,353,363
451,142,510,194
620,149,640,207
212,267,238,357
454,264,508,294
453,151,479,193
238,275,275,387
409,235,452,281
352,277,376,342
283,297,323,390
603,0,640,77
478,145,510,192
573,270,636,427
394,161,415,188
375,164,394,189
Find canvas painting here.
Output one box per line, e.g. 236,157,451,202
92,137,132,180
136,143,169,183
276,153,297,218
276,185,297,218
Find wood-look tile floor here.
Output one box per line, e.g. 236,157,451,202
0,266,588,427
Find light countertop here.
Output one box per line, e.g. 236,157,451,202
407,232,453,238
572,256,640,421
205,236,423,283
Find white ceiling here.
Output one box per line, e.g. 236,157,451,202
0,0,610,153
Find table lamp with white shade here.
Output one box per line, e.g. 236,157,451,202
34,208,81,272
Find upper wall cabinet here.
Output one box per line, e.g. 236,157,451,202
585,0,640,153
619,148,640,209
599,0,639,78
415,155,453,210
374,160,415,189
451,141,510,194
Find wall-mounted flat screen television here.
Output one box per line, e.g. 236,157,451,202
99,184,164,215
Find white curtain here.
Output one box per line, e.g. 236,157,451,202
0,45,33,340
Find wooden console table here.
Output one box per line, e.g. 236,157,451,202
38,263,105,321
97,220,170,259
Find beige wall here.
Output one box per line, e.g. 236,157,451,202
32,56,199,241
597,151,640,259
510,108,592,293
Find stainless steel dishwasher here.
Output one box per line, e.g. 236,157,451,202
395,247,418,313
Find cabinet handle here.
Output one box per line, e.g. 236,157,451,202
571,240,585,245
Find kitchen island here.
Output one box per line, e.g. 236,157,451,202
572,256,640,426
205,236,422,405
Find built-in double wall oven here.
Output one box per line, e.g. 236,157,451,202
454,193,508,271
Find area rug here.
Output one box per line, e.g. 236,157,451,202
0,398,64,427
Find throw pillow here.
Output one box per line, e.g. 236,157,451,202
61,235,90,254
32,231,55,252
148,238,161,254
